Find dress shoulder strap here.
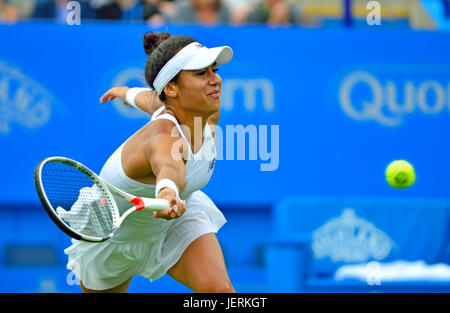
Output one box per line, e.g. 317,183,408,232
151,109,190,144
151,105,165,119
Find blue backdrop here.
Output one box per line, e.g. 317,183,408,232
0,22,449,207
0,21,449,293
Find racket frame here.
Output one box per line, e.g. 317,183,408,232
34,156,170,242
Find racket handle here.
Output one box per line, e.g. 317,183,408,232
130,197,170,211
142,198,170,211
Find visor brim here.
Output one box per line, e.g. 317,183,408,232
182,46,233,71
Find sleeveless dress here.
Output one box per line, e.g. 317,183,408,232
64,106,226,290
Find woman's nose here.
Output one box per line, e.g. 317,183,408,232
209,71,221,85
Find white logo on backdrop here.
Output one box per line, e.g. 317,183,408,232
110,71,276,117
0,62,53,134
111,68,151,119
111,68,150,119
339,71,450,126
222,79,274,112
312,209,393,262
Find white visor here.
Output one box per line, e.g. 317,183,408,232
153,42,233,94
182,45,233,70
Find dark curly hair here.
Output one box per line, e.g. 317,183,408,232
143,32,197,102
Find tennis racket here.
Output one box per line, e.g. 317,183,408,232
34,156,170,242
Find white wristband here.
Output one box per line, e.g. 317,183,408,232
155,179,179,198
125,87,153,109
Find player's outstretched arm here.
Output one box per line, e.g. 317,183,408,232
100,87,164,115
145,131,187,220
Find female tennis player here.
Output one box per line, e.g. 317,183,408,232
65,31,235,293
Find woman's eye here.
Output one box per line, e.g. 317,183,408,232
196,69,218,76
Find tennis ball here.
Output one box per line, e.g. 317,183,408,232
385,160,416,189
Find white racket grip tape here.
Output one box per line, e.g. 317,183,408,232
130,197,169,211
143,198,170,211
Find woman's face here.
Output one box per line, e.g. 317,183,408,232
174,63,222,115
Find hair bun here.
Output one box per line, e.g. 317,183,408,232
143,32,171,56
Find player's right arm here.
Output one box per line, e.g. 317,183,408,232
145,128,187,220
100,87,164,115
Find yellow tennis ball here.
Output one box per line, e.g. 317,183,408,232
385,160,416,189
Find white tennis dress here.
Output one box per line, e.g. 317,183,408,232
64,106,226,290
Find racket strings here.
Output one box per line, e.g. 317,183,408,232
41,162,116,239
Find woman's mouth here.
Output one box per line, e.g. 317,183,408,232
208,90,221,98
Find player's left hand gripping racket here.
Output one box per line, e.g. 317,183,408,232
34,156,170,242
